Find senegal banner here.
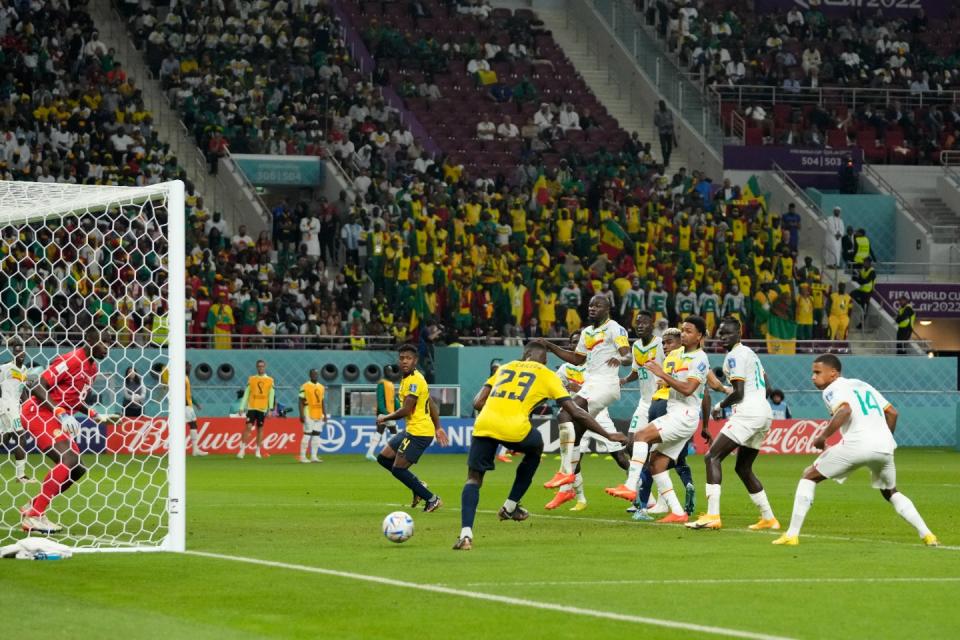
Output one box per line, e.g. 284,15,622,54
766,314,797,355
735,175,768,212
531,173,550,207
598,219,632,258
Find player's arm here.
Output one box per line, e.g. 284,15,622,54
239,385,250,413
705,369,731,393
883,403,897,434
298,389,306,423
620,369,638,386
606,343,632,369
31,377,59,413
321,394,327,425
700,387,713,445
268,386,276,412
713,379,744,418
429,397,449,446
812,402,852,451
533,338,585,366
558,397,627,444
643,360,701,396
378,393,416,424
763,371,772,398
473,384,492,412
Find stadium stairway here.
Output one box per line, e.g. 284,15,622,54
534,9,688,174
87,0,218,210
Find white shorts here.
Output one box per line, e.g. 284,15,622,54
720,403,773,450
629,400,651,433
578,409,624,453
575,379,620,417
651,407,699,461
0,412,20,434
814,444,896,489
185,406,197,423
303,417,326,434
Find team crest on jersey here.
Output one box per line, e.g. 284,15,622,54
825,390,834,403
582,329,606,350
726,357,736,368
409,383,418,392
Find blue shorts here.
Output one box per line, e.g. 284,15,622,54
468,429,544,473
388,432,434,464
648,399,668,422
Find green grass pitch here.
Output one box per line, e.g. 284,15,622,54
2,449,959,639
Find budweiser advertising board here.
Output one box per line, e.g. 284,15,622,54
37,417,843,457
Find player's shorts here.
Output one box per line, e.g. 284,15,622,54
0,412,21,434
184,405,198,423
303,416,325,434
720,403,773,450
246,410,266,427
651,407,699,462
388,432,434,464
648,398,668,421
377,420,398,435
468,428,543,473
575,379,621,417
21,397,79,453
813,443,896,489
578,408,624,454
628,400,652,433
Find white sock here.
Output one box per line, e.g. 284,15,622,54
786,479,817,537
190,429,201,452
626,441,648,490
503,499,517,512
310,435,321,458
558,422,575,474
366,432,381,457
15,458,25,478
573,473,585,500
749,489,775,520
460,526,473,539
705,483,721,516
889,492,932,538
300,434,310,459
653,471,683,515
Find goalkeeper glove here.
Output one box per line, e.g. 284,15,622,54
55,408,81,437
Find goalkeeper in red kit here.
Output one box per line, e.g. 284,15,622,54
20,329,109,534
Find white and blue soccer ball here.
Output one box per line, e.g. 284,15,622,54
382,511,414,543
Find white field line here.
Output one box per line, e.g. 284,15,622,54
183,549,796,640
446,577,960,588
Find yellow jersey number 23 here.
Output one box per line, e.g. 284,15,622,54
489,369,536,402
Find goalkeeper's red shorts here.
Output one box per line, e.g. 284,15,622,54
21,398,79,452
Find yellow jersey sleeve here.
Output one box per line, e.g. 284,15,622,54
401,371,434,437
185,376,192,407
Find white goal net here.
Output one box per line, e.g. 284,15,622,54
0,180,185,553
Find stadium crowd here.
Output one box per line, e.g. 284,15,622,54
0,0,874,352
643,0,960,161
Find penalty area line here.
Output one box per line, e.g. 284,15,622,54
449,576,960,588
183,550,796,640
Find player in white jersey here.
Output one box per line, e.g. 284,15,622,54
536,295,632,510
551,337,617,511
688,317,778,531
606,310,664,501
627,315,710,523
773,354,938,546
1,340,35,483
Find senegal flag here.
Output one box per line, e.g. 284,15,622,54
531,173,550,207
737,175,768,212
766,314,797,355
599,219,633,258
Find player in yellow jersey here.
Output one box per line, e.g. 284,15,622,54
237,359,275,459
453,341,625,550
376,344,449,512
185,361,206,457
298,368,327,464
365,376,401,461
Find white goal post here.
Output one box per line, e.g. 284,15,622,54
0,180,185,553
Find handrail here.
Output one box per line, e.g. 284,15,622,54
709,84,960,110
941,150,960,167
860,164,941,238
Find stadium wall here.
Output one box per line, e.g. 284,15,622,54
804,190,897,264
50,348,956,447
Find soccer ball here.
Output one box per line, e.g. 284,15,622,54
382,511,414,543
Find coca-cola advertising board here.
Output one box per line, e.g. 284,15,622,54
1,416,844,457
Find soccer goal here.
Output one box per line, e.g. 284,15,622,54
0,180,185,553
